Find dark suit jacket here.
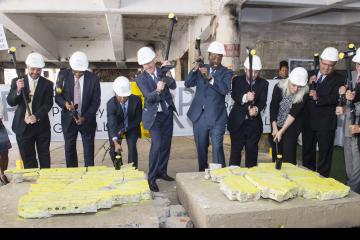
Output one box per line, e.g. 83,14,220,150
7,75,53,135
185,64,233,127
106,94,142,140
135,68,176,130
304,70,344,131
54,68,101,133
228,75,269,133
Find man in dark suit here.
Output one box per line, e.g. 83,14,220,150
7,52,53,169
135,46,177,192
302,47,344,177
228,55,268,167
185,41,233,171
107,76,142,168
55,51,101,167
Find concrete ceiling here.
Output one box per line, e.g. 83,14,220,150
0,0,209,67
241,0,360,26
0,0,360,68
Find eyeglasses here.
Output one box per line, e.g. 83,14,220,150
320,61,336,69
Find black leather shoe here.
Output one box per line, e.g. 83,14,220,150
157,174,175,182
0,174,9,185
148,180,159,192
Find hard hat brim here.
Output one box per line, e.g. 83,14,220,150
114,90,131,97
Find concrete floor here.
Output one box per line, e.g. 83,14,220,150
6,135,272,205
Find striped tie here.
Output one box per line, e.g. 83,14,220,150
74,78,81,115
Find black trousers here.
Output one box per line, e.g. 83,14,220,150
270,120,302,165
229,120,261,168
63,121,96,167
302,127,336,177
148,111,173,183
16,125,51,169
109,127,140,168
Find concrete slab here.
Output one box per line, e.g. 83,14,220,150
176,172,360,228
0,182,159,228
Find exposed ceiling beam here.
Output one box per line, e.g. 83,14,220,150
105,13,125,68
0,13,58,60
271,0,359,22
0,0,214,16
342,12,360,25
246,0,328,7
271,7,318,22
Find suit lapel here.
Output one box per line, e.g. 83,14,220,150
113,97,123,118
145,71,157,89
127,95,134,118
24,75,30,96
317,74,333,91
67,71,75,102
82,71,90,110
33,77,44,103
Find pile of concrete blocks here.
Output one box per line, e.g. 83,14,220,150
219,175,261,202
14,166,151,218
245,170,299,202
152,193,194,228
205,164,248,182
204,162,350,203
259,163,350,200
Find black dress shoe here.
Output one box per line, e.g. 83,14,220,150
148,180,159,192
0,174,9,185
157,174,175,182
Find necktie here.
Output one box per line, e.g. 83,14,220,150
74,78,82,115
122,104,128,131
25,80,36,119
152,74,156,82
153,74,169,115
317,75,323,84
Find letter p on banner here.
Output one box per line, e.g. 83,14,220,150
0,24,9,51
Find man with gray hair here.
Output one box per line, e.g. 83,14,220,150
302,47,344,177
135,47,177,192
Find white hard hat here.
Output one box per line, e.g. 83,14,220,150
244,55,262,71
352,49,360,64
69,51,89,71
320,47,339,62
25,52,45,68
208,41,226,55
137,47,156,65
113,76,131,97
289,67,308,87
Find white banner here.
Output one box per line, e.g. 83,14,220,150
0,81,344,146
0,24,9,51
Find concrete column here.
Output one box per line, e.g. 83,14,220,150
186,15,213,73
214,3,245,72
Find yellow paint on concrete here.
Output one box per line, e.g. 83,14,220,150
8,165,151,219
205,163,350,202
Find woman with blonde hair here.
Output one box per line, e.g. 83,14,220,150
0,98,12,185
270,67,309,164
